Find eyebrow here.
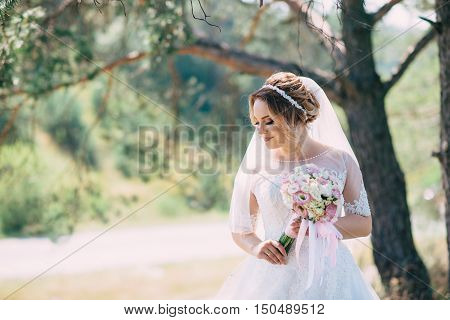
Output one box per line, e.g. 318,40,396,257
255,115,270,121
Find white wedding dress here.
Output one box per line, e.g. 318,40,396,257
213,147,380,300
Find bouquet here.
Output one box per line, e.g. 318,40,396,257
277,163,343,275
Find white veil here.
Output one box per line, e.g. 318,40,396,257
229,76,359,235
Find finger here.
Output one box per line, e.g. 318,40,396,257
266,247,283,264
273,241,288,257
268,246,285,264
264,251,278,264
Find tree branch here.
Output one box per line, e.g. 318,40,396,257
190,0,221,32
4,38,342,104
383,27,436,92
0,51,149,99
280,0,346,68
0,100,23,145
177,37,344,105
372,0,403,24
2,37,345,108
239,4,270,48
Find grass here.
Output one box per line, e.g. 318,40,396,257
1,256,245,300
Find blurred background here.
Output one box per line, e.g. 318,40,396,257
0,0,448,299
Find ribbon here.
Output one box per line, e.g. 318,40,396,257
294,219,343,292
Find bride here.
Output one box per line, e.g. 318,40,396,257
213,72,380,300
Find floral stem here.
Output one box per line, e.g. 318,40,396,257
278,232,295,254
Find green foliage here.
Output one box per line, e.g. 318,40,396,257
0,4,95,96
0,143,109,240
182,172,229,211
93,82,159,181
0,6,44,89
40,91,98,169
157,193,185,218
145,0,192,61
0,0,21,21
0,100,34,144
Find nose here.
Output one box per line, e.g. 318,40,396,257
256,123,267,135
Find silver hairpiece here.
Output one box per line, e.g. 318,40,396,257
262,84,307,115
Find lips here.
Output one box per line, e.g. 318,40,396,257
264,137,273,142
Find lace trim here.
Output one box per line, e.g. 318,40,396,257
343,182,371,216
335,169,347,191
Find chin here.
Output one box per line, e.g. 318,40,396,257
264,140,278,149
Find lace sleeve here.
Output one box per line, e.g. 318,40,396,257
342,152,371,217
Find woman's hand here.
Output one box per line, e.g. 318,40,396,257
251,240,288,265
287,217,309,237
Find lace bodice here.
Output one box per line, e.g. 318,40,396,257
230,147,372,236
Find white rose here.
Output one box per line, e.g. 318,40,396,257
309,182,322,200
322,183,333,197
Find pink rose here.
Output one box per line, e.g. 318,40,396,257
325,203,337,219
294,192,310,206
332,188,341,198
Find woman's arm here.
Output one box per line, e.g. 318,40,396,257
336,152,373,240
231,191,288,265
231,232,263,256
231,192,262,255
334,213,372,240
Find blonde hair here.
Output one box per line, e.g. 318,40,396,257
248,72,321,142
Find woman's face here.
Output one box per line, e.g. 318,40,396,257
252,98,286,149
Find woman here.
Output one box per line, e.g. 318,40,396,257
214,72,380,299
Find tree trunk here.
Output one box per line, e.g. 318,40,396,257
341,0,432,299
344,92,432,299
436,0,450,297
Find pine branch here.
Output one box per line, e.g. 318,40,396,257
0,0,22,21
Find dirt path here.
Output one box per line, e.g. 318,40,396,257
0,221,245,279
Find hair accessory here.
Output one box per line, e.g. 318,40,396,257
262,84,307,115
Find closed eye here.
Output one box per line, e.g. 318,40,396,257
253,120,274,126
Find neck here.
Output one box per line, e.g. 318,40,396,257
277,131,316,161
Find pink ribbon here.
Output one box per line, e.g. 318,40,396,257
293,219,343,292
